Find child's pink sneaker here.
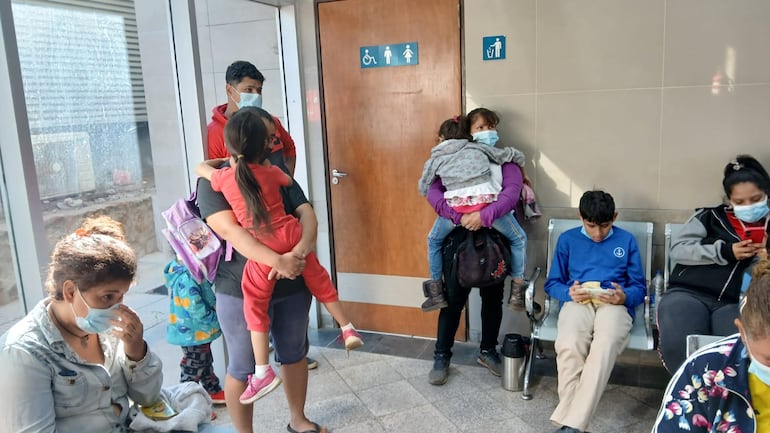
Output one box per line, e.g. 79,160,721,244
239,368,281,404
342,328,364,352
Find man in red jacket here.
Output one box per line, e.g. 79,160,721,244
207,60,296,175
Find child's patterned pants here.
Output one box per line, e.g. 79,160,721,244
181,343,221,393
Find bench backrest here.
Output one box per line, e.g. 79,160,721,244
663,223,685,290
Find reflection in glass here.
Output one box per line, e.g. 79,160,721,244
11,1,158,273
0,174,24,335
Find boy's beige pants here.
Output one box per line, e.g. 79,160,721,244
550,302,632,431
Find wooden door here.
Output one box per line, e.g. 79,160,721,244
317,0,463,338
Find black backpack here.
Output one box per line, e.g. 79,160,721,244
442,227,511,289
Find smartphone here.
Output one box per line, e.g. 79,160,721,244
745,227,766,244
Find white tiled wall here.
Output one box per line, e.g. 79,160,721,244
194,0,285,125
465,0,770,214
463,0,770,278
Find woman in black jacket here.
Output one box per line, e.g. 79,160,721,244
657,154,770,373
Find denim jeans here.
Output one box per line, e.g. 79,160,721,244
427,213,527,280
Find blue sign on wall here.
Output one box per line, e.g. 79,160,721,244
482,35,506,61
360,42,419,69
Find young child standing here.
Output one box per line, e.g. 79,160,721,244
195,108,363,405
164,260,225,405
418,114,529,311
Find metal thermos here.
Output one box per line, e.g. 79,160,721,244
501,333,527,392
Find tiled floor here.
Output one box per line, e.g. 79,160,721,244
127,291,666,433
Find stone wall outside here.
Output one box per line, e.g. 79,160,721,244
0,194,157,305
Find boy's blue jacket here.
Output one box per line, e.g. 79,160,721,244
165,261,221,346
652,334,756,433
544,226,646,317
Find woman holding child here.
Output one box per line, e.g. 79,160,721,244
422,107,528,385
657,155,770,374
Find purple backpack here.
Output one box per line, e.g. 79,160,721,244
161,191,230,284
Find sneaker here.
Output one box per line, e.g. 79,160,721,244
208,389,226,405
306,356,319,370
239,368,282,404
428,353,450,385
508,279,526,310
341,328,364,352
477,349,502,376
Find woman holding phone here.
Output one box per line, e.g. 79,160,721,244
657,155,770,374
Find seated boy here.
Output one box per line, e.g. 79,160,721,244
545,191,646,433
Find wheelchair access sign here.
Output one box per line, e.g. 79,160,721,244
360,42,418,69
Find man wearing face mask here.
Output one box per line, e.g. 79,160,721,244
652,255,770,433
207,60,297,175
657,154,770,374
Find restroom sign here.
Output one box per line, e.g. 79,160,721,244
483,35,506,61
360,42,419,69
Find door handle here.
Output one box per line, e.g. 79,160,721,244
332,169,348,184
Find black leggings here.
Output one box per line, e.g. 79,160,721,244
434,282,504,358
656,288,739,374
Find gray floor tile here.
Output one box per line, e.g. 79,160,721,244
337,359,404,391
485,382,559,418
304,392,374,429
357,380,429,417
611,418,656,433
317,346,384,370
407,367,484,403
379,404,460,433
464,416,538,433
433,389,512,432
453,362,504,390
384,354,434,379
621,384,666,409
333,419,387,433
306,369,353,406
589,387,660,431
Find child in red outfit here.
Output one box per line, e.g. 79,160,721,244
196,108,363,405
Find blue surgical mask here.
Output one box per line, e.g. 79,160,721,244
472,130,499,147
732,198,770,223
71,289,119,334
748,343,770,386
234,89,262,109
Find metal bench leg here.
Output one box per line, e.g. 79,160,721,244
521,337,536,400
